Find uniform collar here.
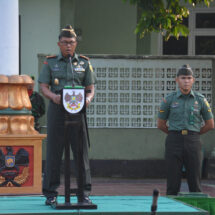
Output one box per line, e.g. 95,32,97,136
72,53,79,62
57,52,65,61
57,53,79,62
176,89,194,98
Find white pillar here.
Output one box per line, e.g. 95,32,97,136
0,0,19,76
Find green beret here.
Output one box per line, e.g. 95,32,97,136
59,25,77,40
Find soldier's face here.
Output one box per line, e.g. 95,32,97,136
176,75,195,93
58,37,77,57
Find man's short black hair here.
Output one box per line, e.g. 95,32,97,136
177,65,193,77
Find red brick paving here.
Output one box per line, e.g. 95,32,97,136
58,177,215,197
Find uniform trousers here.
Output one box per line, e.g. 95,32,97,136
43,101,91,198
165,131,202,195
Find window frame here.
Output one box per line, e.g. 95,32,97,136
158,7,215,56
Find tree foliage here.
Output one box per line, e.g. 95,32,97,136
123,0,213,40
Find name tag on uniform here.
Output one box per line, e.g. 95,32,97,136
171,102,179,108
74,67,85,72
194,101,199,112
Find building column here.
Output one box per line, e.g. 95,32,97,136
0,0,19,76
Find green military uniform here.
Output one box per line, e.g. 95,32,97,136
30,92,45,131
158,89,213,195
38,53,96,199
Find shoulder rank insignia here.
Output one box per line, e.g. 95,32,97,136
46,55,57,59
204,98,210,108
79,55,89,61
89,62,93,72
162,98,167,103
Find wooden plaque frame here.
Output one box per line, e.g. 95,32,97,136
0,134,46,195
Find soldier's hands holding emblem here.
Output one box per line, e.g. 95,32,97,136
52,94,61,104
86,97,91,107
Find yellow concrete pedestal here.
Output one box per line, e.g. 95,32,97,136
0,74,46,195
0,134,46,195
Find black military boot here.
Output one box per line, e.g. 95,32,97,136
45,196,57,205
78,195,92,204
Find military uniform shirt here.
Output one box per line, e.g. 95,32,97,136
30,92,45,119
38,53,96,93
158,89,213,132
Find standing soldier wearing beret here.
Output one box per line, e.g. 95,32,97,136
38,25,96,205
157,65,214,195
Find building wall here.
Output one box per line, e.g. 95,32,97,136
88,128,215,159
72,0,137,55
88,128,166,159
60,0,76,28
19,0,60,90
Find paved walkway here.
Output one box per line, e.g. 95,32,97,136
58,178,215,197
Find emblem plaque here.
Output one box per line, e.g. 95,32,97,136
62,86,85,114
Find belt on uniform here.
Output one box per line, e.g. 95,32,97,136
168,130,199,135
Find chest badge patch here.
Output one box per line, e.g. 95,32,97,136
194,101,199,111
53,64,59,71
171,102,179,108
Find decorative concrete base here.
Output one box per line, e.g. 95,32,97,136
0,115,38,135
0,74,38,135
0,75,32,110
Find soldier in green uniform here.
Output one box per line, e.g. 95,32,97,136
157,65,214,195
27,76,45,131
38,25,96,205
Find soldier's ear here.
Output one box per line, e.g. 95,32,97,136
192,77,195,84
